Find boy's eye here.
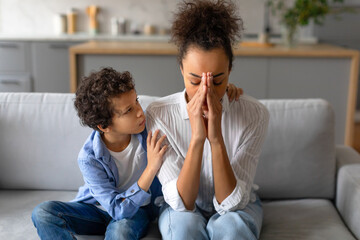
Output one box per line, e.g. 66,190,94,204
124,108,132,114
136,97,139,103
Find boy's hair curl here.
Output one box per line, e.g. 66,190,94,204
74,67,135,132
171,0,243,70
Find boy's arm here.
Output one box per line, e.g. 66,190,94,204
78,157,150,221
138,130,167,192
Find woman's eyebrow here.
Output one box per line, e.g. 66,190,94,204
189,72,224,78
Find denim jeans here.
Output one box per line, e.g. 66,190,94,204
158,195,263,240
31,201,152,240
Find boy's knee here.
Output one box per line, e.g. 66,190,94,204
106,220,136,240
31,201,58,224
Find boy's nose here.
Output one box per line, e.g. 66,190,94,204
137,106,144,117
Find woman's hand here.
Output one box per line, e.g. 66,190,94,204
186,74,208,143
226,83,243,102
146,130,167,173
206,72,223,144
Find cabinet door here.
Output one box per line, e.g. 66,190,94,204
32,42,81,93
268,57,351,144
231,57,268,99
0,41,30,72
79,54,183,97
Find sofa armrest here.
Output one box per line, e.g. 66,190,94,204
336,145,360,239
336,145,360,169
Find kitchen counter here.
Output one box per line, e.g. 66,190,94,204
69,40,358,56
69,41,359,146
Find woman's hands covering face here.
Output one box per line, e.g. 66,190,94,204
186,73,208,142
186,72,229,143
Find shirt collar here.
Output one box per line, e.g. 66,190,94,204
180,89,189,120
179,89,230,120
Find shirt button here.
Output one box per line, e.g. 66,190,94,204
131,189,135,193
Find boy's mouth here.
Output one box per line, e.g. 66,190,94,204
139,119,146,126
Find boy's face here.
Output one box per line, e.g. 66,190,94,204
104,90,146,136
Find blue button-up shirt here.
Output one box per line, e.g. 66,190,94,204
72,129,162,221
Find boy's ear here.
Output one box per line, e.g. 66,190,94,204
97,125,110,133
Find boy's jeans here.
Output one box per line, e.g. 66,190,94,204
31,201,151,240
158,195,263,240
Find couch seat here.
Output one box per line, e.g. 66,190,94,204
260,199,356,240
0,190,161,240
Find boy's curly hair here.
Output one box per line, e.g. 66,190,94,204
171,0,243,70
74,67,135,131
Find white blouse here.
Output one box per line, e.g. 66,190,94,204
146,90,269,215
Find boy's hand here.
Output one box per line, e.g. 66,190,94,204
146,130,167,173
226,83,243,102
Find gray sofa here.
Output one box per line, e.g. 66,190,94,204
0,92,359,240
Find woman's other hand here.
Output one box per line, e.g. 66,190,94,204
186,73,208,142
206,72,223,144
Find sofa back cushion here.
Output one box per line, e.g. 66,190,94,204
256,99,336,199
0,93,159,191
0,93,336,199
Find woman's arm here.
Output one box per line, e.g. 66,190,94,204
206,73,236,203
177,74,208,210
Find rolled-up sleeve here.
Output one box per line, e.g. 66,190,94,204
214,107,269,215
146,111,189,212
79,158,151,220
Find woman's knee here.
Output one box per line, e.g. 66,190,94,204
159,205,208,240
208,211,258,240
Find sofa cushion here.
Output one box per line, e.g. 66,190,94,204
256,99,336,199
0,190,161,240
0,93,90,190
0,93,159,191
260,199,356,240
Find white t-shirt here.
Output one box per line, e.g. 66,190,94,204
108,135,150,206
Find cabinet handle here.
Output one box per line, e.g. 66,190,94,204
49,44,69,49
0,43,19,49
0,79,21,85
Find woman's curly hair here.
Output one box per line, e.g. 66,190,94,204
171,0,243,70
74,67,135,131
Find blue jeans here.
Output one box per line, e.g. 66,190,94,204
31,201,152,240
158,195,263,240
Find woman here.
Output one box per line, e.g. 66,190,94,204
146,1,269,239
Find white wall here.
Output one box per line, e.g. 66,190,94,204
0,0,272,36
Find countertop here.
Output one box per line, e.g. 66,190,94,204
69,41,359,58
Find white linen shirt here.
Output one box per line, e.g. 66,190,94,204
146,89,269,215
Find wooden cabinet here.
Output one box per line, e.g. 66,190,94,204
0,41,32,92
32,42,81,93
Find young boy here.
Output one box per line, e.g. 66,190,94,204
31,67,167,240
